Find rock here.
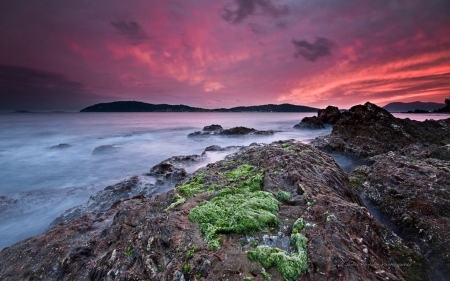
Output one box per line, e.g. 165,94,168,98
47,176,155,229
293,116,325,129
0,141,423,280
50,143,72,149
202,124,223,132
312,102,450,156
351,148,450,279
220,126,274,135
92,145,120,155
188,125,275,137
318,105,342,124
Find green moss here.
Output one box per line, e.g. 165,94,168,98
250,240,259,248
248,233,308,281
277,190,291,202
207,184,217,194
261,271,271,279
189,165,279,249
157,265,163,271
183,264,190,273
244,277,253,281
165,195,186,211
177,173,205,196
186,246,200,260
292,218,304,233
190,191,279,249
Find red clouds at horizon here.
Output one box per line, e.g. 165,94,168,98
0,0,449,111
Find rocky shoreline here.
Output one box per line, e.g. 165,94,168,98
0,103,449,280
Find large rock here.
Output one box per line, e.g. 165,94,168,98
350,146,450,279
293,116,325,129
312,102,450,156
318,105,342,124
0,141,424,280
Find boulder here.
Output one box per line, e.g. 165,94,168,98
312,102,450,156
293,116,325,129
318,105,342,124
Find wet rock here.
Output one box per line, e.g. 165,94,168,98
353,149,450,279
188,125,275,137
318,105,342,124
92,145,120,155
312,102,450,157
202,124,223,132
0,141,421,280
50,143,72,149
293,116,325,129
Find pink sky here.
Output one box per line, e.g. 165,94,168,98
1,0,449,111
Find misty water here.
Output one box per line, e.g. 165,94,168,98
0,112,447,250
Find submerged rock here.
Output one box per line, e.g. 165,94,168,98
293,116,325,129
92,144,120,155
0,141,422,280
50,143,72,149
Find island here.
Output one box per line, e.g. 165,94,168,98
80,101,319,113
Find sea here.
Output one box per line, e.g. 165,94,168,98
0,112,448,250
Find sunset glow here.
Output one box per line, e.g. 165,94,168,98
1,0,449,110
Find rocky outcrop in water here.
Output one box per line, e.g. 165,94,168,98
313,102,450,157
188,125,275,137
0,141,425,280
293,116,325,129
318,106,342,124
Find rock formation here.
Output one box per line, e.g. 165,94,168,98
293,116,325,129
0,141,423,280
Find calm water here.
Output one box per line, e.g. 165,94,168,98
0,112,447,249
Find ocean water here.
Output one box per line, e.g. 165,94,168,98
0,112,447,250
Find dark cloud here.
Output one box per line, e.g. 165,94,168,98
111,21,149,45
0,64,105,111
292,37,335,62
222,0,289,24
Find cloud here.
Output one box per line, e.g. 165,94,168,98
111,21,149,45
292,37,335,62
0,64,105,111
222,0,289,24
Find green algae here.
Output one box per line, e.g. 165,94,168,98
292,218,304,233
277,190,291,202
177,173,205,196
189,191,280,249
165,194,186,211
188,164,280,249
248,219,308,281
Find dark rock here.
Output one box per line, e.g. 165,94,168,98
312,102,450,156
202,124,223,132
204,145,223,151
352,148,450,279
50,143,72,149
189,125,275,137
293,116,325,129
92,145,120,155
0,141,422,280
318,105,342,124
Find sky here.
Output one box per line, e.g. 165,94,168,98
0,0,450,111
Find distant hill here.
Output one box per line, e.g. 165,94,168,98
80,101,207,112
383,101,445,112
80,101,319,113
